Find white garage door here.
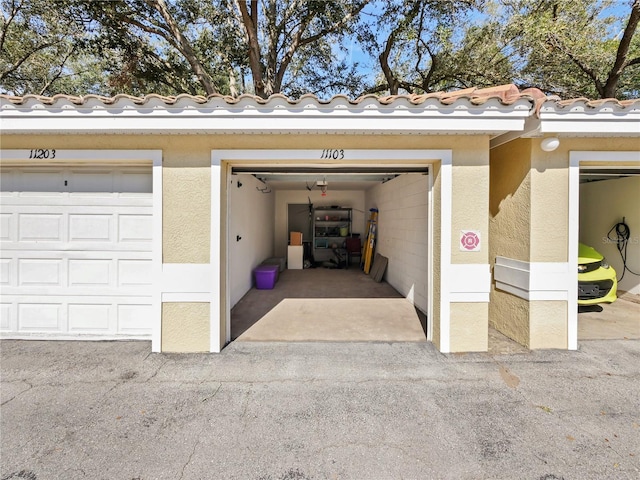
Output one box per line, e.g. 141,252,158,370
0,167,153,339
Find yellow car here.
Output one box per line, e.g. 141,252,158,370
578,243,617,305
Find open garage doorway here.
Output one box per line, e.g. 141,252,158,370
221,153,435,347
572,152,640,343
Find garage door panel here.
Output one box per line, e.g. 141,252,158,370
18,303,62,330
119,215,152,242
0,213,12,240
0,259,10,284
0,166,153,339
2,251,152,294
69,214,113,242
68,304,112,332
2,296,152,336
0,303,10,329
19,213,64,241
18,170,65,194
69,170,114,193
68,259,112,286
118,304,152,333
118,259,152,286
2,196,152,207
18,259,63,286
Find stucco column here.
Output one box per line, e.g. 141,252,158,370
445,141,491,352
490,138,570,349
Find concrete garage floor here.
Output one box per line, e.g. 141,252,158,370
232,268,639,351
231,268,428,343
579,291,640,341
231,267,528,353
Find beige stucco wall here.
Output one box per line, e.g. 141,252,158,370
449,137,490,350
529,301,567,349
530,148,570,263
161,302,210,352
3,133,494,353
490,139,532,262
489,136,639,350
451,137,490,265
449,303,489,352
489,139,532,346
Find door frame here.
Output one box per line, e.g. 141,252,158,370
212,149,453,353
569,150,640,350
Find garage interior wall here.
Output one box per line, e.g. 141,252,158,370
365,174,430,313
274,189,366,259
229,174,276,307
580,176,640,295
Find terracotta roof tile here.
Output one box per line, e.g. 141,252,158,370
3,85,638,120
1,84,548,108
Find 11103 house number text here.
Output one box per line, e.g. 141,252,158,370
320,149,345,159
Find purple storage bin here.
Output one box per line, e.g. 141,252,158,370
254,264,279,289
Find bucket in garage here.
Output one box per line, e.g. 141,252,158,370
340,226,349,236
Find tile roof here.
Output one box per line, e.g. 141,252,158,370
3,84,637,117
0,84,549,108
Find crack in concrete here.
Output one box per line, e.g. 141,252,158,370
240,383,252,432
201,383,221,403
1,380,34,406
176,382,223,479
144,358,171,383
178,434,202,480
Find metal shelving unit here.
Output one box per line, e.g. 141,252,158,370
313,207,352,262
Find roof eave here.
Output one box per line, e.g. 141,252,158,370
537,101,640,137
0,106,533,136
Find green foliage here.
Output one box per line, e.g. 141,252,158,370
1,0,637,99
499,0,640,99
0,0,90,95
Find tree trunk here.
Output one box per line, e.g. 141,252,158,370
602,0,640,98
236,0,267,98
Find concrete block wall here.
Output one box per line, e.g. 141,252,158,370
365,174,430,313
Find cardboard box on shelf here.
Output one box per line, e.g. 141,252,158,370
290,231,303,245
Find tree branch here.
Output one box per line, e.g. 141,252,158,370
546,32,604,97
0,41,56,81
144,0,217,95
603,0,640,97
0,0,23,53
38,44,76,95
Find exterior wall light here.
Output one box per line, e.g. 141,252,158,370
540,137,560,152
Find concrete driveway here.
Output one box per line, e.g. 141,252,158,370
1,339,639,480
